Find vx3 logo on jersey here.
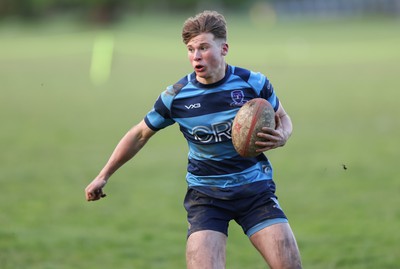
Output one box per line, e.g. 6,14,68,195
185,103,201,109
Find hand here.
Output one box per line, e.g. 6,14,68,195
85,178,107,201
255,114,288,153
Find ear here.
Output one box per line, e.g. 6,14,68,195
221,43,229,56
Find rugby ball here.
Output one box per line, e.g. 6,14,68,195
232,98,276,157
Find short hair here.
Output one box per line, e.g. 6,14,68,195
182,10,227,45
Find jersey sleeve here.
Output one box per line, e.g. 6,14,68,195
232,66,280,112
248,71,280,112
144,87,176,131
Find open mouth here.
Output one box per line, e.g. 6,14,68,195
195,65,205,72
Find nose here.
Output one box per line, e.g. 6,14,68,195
193,49,202,61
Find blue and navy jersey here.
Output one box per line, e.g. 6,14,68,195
144,65,280,198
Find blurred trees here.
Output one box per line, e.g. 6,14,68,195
0,0,245,22
1,0,399,22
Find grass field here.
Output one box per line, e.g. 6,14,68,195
1,13,400,268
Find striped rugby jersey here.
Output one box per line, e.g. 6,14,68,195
144,65,280,198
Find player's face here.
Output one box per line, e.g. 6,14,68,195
186,33,228,84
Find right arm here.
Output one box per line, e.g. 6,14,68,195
85,119,156,201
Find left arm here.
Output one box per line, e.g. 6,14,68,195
255,102,293,152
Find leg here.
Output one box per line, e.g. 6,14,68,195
186,230,227,269
250,222,302,269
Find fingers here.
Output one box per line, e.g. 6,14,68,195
86,191,107,201
85,180,107,201
254,141,277,152
86,189,107,201
257,127,280,142
255,126,284,152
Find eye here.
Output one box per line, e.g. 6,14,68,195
188,47,194,53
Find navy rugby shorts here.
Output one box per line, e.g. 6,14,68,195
183,184,288,238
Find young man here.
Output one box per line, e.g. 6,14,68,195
85,10,302,269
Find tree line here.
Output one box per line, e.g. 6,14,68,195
0,0,249,22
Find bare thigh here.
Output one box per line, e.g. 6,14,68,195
186,230,227,269
250,222,302,269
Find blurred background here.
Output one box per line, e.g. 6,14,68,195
1,0,400,22
1,0,400,269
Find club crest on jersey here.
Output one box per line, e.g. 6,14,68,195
230,90,246,107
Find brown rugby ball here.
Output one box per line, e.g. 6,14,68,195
232,98,276,157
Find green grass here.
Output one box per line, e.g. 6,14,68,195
1,14,400,268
